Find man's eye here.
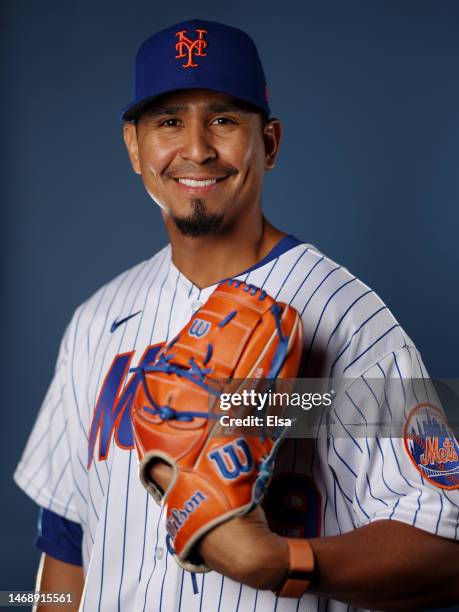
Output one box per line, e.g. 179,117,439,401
212,117,235,126
160,118,180,127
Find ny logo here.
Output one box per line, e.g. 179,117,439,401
175,28,208,68
188,318,211,338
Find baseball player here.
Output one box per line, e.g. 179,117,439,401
14,19,459,611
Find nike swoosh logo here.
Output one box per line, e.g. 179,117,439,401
110,311,142,333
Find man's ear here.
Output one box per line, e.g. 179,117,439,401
123,122,141,175
263,118,282,170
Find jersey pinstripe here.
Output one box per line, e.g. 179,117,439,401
14,240,459,612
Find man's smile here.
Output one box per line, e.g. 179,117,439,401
178,178,217,186
172,175,232,193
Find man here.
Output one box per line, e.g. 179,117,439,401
14,19,459,611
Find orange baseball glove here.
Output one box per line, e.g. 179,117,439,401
131,279,303,571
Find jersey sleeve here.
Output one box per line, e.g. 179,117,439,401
13,316,82,523
328,344,459,539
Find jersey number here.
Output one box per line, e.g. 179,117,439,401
263,472,322,538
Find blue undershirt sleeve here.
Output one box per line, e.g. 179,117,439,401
35,507,83,566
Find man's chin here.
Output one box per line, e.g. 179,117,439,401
172,199,224,237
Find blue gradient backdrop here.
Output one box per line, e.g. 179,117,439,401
2,0,458,605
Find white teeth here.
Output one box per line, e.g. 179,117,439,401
178,178,217,187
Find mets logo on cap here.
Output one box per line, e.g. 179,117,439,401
404,402,459,490
175,28,208,68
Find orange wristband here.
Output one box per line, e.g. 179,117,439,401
275,538,315,598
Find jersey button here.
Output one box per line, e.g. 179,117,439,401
191,300,203,310
155,547,164,560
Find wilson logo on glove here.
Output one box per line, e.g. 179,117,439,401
131,279,304,573
166,491,207,540
188,318,211,338
208,438,254,480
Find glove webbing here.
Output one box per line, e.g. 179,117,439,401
130,302,289,424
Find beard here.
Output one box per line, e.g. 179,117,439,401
172,199,224,237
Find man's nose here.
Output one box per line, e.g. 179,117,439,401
179,122,217,164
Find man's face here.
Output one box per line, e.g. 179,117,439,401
123,89,280,237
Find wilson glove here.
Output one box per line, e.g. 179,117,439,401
131,279,303,571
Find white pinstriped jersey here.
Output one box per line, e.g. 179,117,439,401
14,239,459,612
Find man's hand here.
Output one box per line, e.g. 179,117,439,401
198,506,289,589
150,460,289,589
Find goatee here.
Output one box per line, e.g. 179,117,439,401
173,199,224,237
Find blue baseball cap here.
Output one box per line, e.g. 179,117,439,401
120,19,270,121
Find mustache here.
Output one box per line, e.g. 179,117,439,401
165,164,238,179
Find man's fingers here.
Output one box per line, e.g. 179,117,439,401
149,459,173,491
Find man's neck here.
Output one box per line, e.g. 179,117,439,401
166,216,285,289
